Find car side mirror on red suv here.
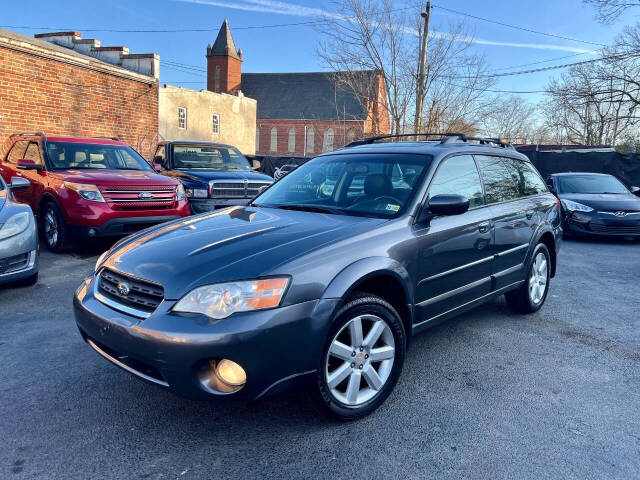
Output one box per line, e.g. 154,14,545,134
17,159,43,171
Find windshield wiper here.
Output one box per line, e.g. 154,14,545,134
275,204,343,215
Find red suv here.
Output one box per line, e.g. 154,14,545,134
0,133,190,251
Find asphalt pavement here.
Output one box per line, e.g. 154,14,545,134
1,237,639,479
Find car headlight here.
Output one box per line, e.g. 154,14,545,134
176,184,186,201
0,211,30,240
561,199,594,213
63,182,105,202
173,277,290,319
185,188,208,198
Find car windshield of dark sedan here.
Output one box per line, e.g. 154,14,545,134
173,146,251,171
46,142,153,171
558,175,629,194
253,153,431,218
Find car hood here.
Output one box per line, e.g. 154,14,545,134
101,206,384,299
166,169,273,185
559,192,640,212
53,169,179,186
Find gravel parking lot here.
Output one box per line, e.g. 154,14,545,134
1,238,639,479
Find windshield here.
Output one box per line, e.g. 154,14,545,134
252,153,431,218
558,175,629,194
173,145,251,171
46,142,152,171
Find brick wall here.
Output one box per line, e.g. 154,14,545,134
256,119,365,156
0,41,158,159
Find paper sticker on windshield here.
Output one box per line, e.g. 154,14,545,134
386,204,400,212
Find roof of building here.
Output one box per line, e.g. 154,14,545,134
240,70,380,121
208,19,240,60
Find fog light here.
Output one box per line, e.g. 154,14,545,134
216,359,246,386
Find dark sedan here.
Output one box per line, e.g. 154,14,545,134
74,134,561,419
547,172,640,238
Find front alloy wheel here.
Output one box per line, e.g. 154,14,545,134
40,203,69,252
316,295,405,420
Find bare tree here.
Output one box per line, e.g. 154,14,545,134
542,61,637,145
316,0,496,136
478,95,537,142
584,0,640,23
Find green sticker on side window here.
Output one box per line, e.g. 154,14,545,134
385,204,400,212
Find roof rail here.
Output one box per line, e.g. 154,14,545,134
344,133,451,148
9,132,47,139
344,132,513,149
95,136,121,141
439,133,513,149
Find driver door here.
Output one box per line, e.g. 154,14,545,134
413,155,494,324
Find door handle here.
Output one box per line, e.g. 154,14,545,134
478,222,490,234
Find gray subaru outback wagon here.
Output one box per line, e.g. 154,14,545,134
74,133,562,420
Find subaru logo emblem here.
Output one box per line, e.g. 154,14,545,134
614,211,627,217
139,192,154,200
117,281,131,296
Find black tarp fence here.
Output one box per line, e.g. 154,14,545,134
520,150,640,187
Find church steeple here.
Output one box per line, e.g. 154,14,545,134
206,19,243,94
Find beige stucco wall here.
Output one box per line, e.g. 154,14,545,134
158,84,256,154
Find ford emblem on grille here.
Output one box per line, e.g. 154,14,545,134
138,192,154,200
614,211,627,217
117,281,131,296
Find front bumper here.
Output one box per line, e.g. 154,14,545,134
564,211,640,237
189,198,251,214
0,217,39,285
73,276,339,400
69,215,183,238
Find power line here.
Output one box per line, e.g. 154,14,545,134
432,4,607,47
489,52,592,73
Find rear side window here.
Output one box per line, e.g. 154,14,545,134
514,160,547,196
24,142,43,166
6,140,29,164
474,155,521,204
429,155,484,208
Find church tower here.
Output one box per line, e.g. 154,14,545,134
206,19,243,94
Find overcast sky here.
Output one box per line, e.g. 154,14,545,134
2,0,637,103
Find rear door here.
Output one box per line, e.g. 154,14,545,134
475,155,536,289
0,140,29,199
414,154,494,323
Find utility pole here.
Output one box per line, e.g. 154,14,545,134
414,1,431,135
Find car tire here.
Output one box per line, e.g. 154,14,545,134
505,243,551,314
314,294,406,420
40,202,71,252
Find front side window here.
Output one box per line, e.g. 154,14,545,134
429,155,484,208
45,142,153,171
212,113,220,134
178,107,187,129
172,145,251,171
557,174,629,194
6,140,29,164
253,153,431,218
475,155,521,204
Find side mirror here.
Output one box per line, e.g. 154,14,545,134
9,177,30,190
153,163,163,172
428,194,470,216
631,186,640,196
17,159,43,171
251,159,261,171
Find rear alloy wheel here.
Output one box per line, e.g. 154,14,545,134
41,203,69,252
316,295,405,420
505,243,551,313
